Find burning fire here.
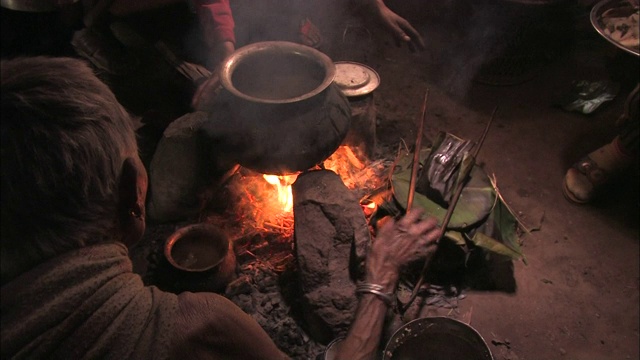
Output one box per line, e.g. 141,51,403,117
259,146,385,215
262,174,298,213
220,145,388,240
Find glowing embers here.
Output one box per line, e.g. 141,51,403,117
221,145,389,240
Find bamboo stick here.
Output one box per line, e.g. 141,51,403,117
397,106,498,315
406,89,429,212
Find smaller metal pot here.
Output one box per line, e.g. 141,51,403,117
163,223,237,293
383,317,493,360
164,223,231,273
315,337,344,360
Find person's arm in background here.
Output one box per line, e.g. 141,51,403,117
190,0,235,110
105,0,236,66
192,0,235,70
355,0,425,52
333,209,441,359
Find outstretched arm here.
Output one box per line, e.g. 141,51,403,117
334,209,441,359
358,0,426,51
191,0,236,110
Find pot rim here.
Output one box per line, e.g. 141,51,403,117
219,41,336,104
382,316,494,360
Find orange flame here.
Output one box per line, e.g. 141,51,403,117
262,174,298,213
216,145,389,240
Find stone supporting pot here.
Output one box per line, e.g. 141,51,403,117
292,169,372,343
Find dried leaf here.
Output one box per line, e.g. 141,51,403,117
468,231,523,261
444,231,467,246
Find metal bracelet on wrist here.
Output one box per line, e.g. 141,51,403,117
355,283,395,307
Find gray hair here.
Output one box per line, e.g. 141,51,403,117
1,56,139,283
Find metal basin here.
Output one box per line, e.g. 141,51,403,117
383,317,493,360
590,0,639,57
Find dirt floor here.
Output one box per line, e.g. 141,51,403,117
318,2,640,360
3,1,637,359
291,1,639,359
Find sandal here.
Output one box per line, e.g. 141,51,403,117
562,139,633,204
563,156,608,204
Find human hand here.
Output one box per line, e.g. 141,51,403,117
192,41,234,111
371,0,425,51
366,209,441,290
191,71,220,111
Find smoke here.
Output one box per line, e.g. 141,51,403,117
415,0,529,98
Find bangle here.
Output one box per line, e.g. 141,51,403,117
355,283,395,307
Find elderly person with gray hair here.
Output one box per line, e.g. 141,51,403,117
1,56,441,359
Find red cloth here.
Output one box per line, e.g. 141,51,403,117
193,0,236,48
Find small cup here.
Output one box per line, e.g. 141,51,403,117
164,223,237,292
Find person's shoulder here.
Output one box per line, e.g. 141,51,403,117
171,292,289,359
176,291,239,318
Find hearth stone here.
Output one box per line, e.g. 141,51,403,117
146,111,232,223
292,169,372,343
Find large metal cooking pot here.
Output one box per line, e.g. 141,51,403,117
211,41,351,175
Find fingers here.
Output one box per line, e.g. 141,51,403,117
191,73,221,111
398,20,426,51
377,209,441,244
412,216,440,238
398,207,424,225
397,211,442,247
384,10,425,52
370,211,442,272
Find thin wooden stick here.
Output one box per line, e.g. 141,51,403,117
397,106,498,315
406,89,429,212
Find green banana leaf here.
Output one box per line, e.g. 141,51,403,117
468,232,522,260
364,147,525,262
485,197,526,263
392,165,496,230
444,231,467,246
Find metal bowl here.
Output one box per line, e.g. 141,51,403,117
590,0,639,57
383,317,493,360
164,224,230,272
219,41,336,104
